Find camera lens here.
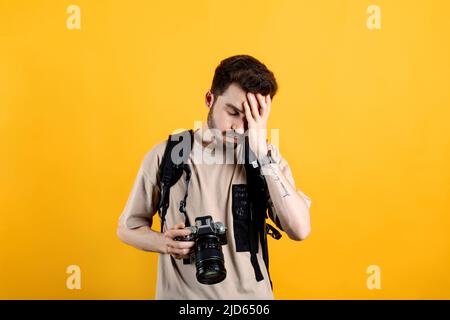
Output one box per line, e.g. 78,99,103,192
195,235,227,285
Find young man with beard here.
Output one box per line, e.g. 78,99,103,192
117,55,312,299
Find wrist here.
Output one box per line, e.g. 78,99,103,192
255,149,275,168
256,146,269,160
159,231,169,254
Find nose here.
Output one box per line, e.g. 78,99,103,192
231,124,246,135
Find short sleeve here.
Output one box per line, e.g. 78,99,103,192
265,144,312,230
118,141,166,229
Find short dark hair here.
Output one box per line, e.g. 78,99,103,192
210,55,278,100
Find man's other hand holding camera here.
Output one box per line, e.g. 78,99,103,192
164,222,194,260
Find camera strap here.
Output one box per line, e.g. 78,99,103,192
179,164,193,266
179,163,192,228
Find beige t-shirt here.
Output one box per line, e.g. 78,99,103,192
118,128,312,299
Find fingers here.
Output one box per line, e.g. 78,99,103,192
255,93,267,118
265,94,271,106
167,241,194,259
166,237,195,259
164,229,194,250
167,245,193,259
244,92,271,123
174,222,185,229
164,222,195,259
265,94,271,114
164,225,191,240
246,92,261,120
243,100,254,124
166,238,195,260
166,238,195,249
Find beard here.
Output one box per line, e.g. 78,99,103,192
206,106,240,147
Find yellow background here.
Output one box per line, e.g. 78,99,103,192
1,0,449,299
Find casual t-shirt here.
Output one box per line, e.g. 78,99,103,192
118,128,312,299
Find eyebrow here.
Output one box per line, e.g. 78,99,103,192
225,103,244,114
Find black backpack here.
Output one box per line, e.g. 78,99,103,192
157,129,281,287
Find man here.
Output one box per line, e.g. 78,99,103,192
116,55,312,299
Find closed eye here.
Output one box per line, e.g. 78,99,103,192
225,103,244,116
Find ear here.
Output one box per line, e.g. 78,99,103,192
205,90,215,108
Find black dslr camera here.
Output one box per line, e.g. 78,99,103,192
174,215,228,285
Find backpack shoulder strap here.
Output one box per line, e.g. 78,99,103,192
244,135,266,282
157,129,193,233
244,135,282,288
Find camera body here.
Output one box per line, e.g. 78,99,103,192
174,215,228,285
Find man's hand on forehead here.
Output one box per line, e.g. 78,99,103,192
244,92,271,119
243,92,272,159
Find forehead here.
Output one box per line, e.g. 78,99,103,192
220,83,247,104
